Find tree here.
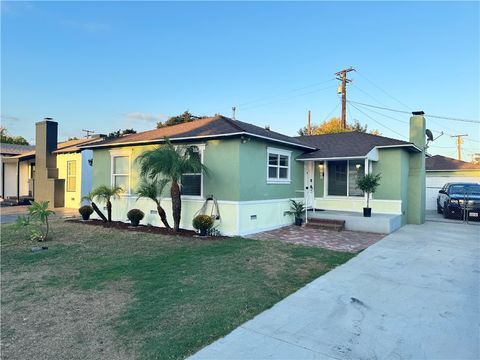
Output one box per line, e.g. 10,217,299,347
298,117,379,136
356,173,381,209
106,128,136,140
82,192,108,222
156,111,207,129
0,128,29,145
136,177,171,229
137,139,208,231
91,185,124,222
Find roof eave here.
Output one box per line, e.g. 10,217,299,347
80,132,316,151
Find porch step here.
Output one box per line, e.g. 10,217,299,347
306,218,345,232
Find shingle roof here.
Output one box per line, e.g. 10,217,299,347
426,155,480,171
7,137,104,160
80,115,314,150
296,132,419,159
0,143,35,155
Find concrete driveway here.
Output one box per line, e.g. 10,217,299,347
0,206,79,224
190,221,480,359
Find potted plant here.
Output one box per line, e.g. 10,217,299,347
192,214,214,236
286,199,306,226
356,173,381,217
127,209,145,227
78,205,94,221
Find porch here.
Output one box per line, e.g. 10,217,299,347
306,209,402,234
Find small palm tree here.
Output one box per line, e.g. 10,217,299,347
136,177,171,229
82,191,108,222
137,139,207,231
91,185,124,222
28,201,55,241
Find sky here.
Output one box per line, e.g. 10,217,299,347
1,1,479,160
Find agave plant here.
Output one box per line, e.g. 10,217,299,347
136,177,171,229
91,185,124,222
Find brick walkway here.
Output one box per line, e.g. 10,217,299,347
249,225,385,252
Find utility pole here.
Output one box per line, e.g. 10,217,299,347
451,134,468,160
307,110,311,135
82,129,95,138
335,67,355,129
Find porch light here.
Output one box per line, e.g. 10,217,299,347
318,163,324,178
355,163,362,171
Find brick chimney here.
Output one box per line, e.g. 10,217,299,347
34,118,65,208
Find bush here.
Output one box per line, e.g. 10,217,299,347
127,209,145,226
192,215,214,231
78,205,94,217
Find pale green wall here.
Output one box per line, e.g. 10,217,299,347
407,115,426,224
238,138,304,201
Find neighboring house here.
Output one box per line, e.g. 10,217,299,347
2,119,104,208
425,155,480,210
82,113,426,236
1,143,35,202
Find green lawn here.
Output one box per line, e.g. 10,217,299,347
1,220,355,360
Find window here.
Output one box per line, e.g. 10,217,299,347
112,156,130,193
66,160,76,192
267,148,291,183
327,160,364,197
181,146,203,197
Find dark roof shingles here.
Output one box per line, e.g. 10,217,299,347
426,155,480,171
0,143,34,155
296,132,416,159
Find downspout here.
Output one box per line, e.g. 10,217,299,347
16,160,20,201
1,162,5,198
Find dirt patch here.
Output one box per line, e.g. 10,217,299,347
1,280,136,360
66,219,230,239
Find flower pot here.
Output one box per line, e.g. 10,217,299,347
295,217,303,226
131,220,140,227
363,207,372,217
199,228,207,236
81,213,90,221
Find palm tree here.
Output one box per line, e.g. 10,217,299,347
82,191,108,222
137,139,207,231
136,177,171,229
91,185,123,222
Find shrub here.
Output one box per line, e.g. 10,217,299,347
192,215,214,232
79,205,94,216
15,201,55,242
127,209,145,226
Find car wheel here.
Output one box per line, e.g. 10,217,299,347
437,201,442,214
443,203,449,219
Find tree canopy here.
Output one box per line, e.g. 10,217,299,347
106,128,137,140
298,117,380,136
156,111,207,129
0,127,29,145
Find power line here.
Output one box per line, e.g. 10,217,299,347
351,101,408,124
349,102,407,139
356,70,413,111
236,78,336,108
239,84,337,111
347,100,480,123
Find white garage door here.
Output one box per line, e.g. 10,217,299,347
426,175,480,210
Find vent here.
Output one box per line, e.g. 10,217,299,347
150,210,158,215
250,215,257,220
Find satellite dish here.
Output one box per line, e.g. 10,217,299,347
426,129,434,142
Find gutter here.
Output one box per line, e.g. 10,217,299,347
80,132,316,151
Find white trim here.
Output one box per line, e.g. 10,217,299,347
109,149,132,195
266,147,292,184
375,144,421,152
82,132,315,150
298,156,366,161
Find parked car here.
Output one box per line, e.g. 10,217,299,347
437,183,480,220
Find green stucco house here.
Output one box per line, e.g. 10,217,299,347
82,114,426,235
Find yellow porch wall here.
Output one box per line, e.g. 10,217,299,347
315,198,402,214
57,152,82,209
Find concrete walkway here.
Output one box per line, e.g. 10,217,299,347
0,206,78,224
191,221,480,359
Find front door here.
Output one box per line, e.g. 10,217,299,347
304,161,315,209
